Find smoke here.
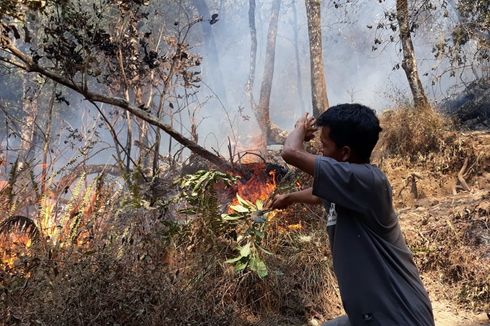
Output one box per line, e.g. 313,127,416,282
0,0,482,174
192,0,480,152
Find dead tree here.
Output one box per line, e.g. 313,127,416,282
305,0,329,117
396,0,430,110
18,72,39,167
40,83,57,197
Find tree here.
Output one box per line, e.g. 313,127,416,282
305,0,329,116
256,0,281,147
192,0,229,107
245,0,257,114
0,0,233,172
433,0,489,78
293,0,306,114
396,0,430,110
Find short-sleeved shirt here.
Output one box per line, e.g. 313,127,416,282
312,156,434,326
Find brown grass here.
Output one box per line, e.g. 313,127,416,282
0,176,340,325
376,106,450,159
402,193,490,312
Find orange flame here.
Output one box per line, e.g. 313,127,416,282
0,233,32,269
230,164,277,207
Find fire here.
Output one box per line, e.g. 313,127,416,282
0,233,32,269
230,163,277,206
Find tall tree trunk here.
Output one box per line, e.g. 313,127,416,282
40,83,56,197
256,0,281,148
305,0,329,116
135,86,151,171
245,0,257,112
293,0,306,114
396,0,430,110
192,0,229,106
19,73,39,166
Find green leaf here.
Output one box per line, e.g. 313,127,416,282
192,171,211,192
249,257,268,278
229,204,250,213
225,256,243,264
256,199,263,210
239,242,251,257
234,260,248,272
236,194,254,208
222,213,244,221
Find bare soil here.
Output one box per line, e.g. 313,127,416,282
385,131,490,326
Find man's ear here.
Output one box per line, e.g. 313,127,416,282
340,146,352,162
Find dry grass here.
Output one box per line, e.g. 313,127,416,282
376,106,490,313
401,192,490,312
377,106,450,159
0,174,340,326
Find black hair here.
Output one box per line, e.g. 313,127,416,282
316,103,382,162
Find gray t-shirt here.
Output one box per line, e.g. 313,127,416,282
313,156,434,326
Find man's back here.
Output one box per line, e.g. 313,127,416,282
313,156,434,325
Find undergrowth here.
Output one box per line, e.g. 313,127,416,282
0,170,340,325
1,106,488,325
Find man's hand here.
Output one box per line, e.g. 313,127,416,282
294,113,317,142
267,194,291,210
266,188,321,210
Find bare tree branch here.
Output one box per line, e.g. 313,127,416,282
1,37,233,171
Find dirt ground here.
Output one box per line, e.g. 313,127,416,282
386,131,490,326
431,290,489,325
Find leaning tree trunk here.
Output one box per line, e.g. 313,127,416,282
396,0,430,110
305,0,329,117
1,35,234,172
256,0,281,148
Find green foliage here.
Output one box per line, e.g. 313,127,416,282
177,170,272,278
178,169,238,216
222,195,272,279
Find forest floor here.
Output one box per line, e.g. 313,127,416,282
430,286,488,325
1,126,488,325
398,190,489,326
383,131,490,326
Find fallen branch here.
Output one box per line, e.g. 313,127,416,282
457,157,471,192
1,36,233,172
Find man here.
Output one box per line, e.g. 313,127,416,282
269,104,434,325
